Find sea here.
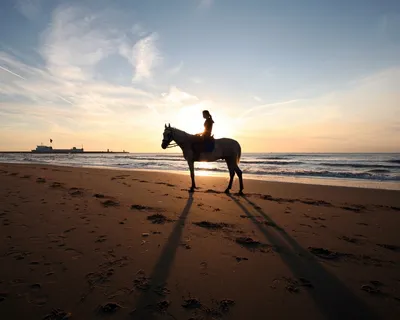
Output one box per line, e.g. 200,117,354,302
1,153,399,190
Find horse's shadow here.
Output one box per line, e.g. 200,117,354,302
227,194,378,320
133,194,193,318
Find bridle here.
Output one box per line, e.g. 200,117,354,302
163,129,179,149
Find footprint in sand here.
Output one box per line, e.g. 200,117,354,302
272,277,313,293
155,182,176,187
147,214,171,224
153,285,170,297
300,223,313,228
361,283,384,295
180,240,192,249
339,236,360,244
111,175,130,180
50,182,63,188
341,205,365,212
193,221,232,230
93,193,105,198
134,270,151,291
131,204,154,210
27,283,48,306
0,292,8,303
308,247,342,260
95,235,107,243
64,248,83,260
69,187,84,196
98,302,123,314
234,256,248,262
235,237,267,251
43,309,72,320
101,200,119,207
182,298,202,309
377,243,400,252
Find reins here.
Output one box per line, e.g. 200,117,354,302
165,142,179,148
163,128,179,148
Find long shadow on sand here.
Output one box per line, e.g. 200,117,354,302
133,194,193,318
228,194,379,320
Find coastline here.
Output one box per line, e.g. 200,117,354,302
0,159,399,191
1,162,400,319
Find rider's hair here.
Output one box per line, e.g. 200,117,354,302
203,110,212,119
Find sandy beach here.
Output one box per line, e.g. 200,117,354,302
1,163,400,319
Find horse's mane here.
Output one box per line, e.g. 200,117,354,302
170,127,193,137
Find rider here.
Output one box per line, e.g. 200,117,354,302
201,110,214,138
193,110,214,159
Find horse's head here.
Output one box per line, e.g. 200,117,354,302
161,124,173,149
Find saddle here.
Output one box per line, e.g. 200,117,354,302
203,136,215,152
192,135,215,155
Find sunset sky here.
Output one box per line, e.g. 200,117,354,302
1,0,399,152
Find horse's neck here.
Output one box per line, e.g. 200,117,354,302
173,128,192,145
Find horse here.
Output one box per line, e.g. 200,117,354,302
161,124,244,194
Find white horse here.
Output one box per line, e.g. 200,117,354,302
161,124,244,194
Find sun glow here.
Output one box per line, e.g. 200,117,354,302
174,103,234,139
195,161,217,176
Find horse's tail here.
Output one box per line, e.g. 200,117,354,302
236,143,241,165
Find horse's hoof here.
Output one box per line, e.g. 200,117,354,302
189,188,195,193
224,189,230,194
238,190,244,196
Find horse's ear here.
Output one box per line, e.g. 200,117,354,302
164,124,167,129
168,123,171,128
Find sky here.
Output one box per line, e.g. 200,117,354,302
0,0,400,152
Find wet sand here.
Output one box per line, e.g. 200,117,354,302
0,163,400,319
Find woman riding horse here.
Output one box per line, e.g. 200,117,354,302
193,110,214,160
161,121,244,194
200,110,214,138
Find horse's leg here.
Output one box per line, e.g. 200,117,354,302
188,160,196,192
225,158,235,193
234,165,244,195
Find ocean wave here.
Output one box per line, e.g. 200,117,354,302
367,169,391,173
195,167,400,181
255,156,290,160
241,160,304,165
114,156,184,162
320,162,400,170
387,159,400,164
253,170,400,181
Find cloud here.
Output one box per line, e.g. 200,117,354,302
0,54,74,104
131,23,147,37
379,13,400,42
130,33,161,82
40,5,117,81
190,77,203,84
239,99,300,120
16,0,43,20
0,48,202,151
198,0,213,8
252,96,262,102
239,67,400,152
168,61,184,75
0,3,208,151
0,65,26,80
0,50,154,122
39,4,162,84
161,86,198,105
